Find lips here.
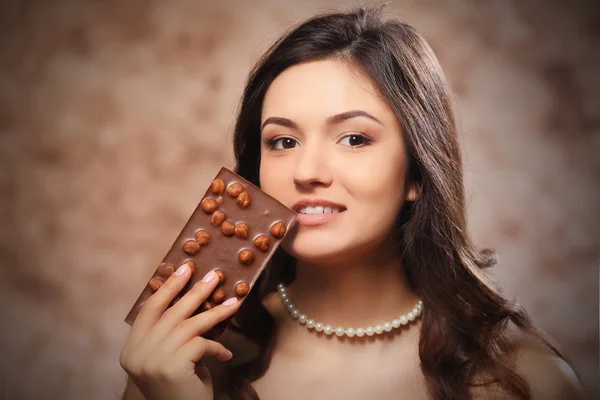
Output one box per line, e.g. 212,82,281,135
291,199,347,213
291,198,346,227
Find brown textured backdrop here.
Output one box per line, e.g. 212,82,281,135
0,0,598,399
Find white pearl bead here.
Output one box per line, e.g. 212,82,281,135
315,322,324,332
280,292,288,300
383,322,392,332
299,314,307,324
277,283,284,290
335,327,345,336
366,327,375,336
374,325,384,334
346,328,355,337
282,298,291,305
415,307,422,316
286,304,296,312
408,311,415,321
324,325,333,335
392,319,401,328
355,328,365,337
307,319,315,328
291,310,299,319
400,315,408,325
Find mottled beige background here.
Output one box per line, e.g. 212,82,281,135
0,0,598,399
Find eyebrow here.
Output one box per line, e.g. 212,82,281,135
261,110,383,131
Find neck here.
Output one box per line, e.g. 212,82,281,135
267,240,420,356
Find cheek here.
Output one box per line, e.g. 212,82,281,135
259,156,293,203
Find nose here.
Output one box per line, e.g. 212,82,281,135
293,140,333,190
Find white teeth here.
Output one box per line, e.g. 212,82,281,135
299,206,343,214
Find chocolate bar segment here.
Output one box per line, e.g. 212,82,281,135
124,167,297,340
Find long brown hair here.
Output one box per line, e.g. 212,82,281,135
227,6,561,399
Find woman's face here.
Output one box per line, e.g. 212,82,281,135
260,59,416,265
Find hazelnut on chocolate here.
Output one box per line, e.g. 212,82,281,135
211,179,226,195
158,263,175,278
201,198,218,214
270,221,286,238
236,192,251,208
183,240,200,255
149,278,163,291
200,301,214,312
210,211,226,227
184,260,195,274
234,223,249,239
239,249,254,265
235,282,250,296
227,183,243,197
221,221,235,236
211,288,226,304
195,230,211,246
254,235,269,252
214,270,225,284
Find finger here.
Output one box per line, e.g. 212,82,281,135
173,297,240,344
175,336,233,364
130,262,192,339
154,270,220,331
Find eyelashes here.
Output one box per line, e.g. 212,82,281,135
263,133,374,151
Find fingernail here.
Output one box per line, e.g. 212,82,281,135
175,264,190,276
223,297,238,306
226,350,233,358
201,270,217,283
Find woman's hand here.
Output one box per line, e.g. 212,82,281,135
119,263,240,400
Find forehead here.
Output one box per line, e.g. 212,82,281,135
261,59,394,124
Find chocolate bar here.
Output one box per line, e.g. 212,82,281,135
124,167,296,339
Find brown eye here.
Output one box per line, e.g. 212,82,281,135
272,137,297,150
340,134,371,147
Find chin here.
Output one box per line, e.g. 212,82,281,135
281,236,355,265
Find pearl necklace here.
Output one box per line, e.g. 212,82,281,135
276,283,423,337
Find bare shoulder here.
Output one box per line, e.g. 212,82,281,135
513,338,585,400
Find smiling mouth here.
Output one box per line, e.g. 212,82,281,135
297,205,346,214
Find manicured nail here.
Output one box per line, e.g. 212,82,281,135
201,270,217,283
223,297,238,306
175,264,190,276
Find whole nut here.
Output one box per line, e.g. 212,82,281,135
253,235,270,252
270,221,287,238
201,198,218,214
210,211,226,227
149,277,163,291
200,301,214,312
211,288,226,304
236,192,251,208
221,221,235,236
211,179,225,195
235,282,250,296
239,249,254,265
184,260,195,274
183,240,200,255
227,183,244,197
214,270,225,284
195,230,211,246
158,263,175,278
234,223,249,239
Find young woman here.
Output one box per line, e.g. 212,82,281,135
120,7,584,400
